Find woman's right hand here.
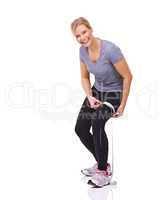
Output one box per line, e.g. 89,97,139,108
87,96,102,109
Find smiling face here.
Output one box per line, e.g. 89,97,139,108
74,24,94,47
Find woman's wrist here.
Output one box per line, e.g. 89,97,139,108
87,95,93,100
119,103,125,110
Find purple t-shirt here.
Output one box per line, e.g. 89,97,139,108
79,39,124,92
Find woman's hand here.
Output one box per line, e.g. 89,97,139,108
112,104,125,118
87,96,102,109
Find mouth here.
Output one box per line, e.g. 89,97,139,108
81,38,89,45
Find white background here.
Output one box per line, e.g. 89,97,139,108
0,0,162,199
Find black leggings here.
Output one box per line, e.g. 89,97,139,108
74,85,122,170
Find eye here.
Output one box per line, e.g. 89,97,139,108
76,35,80,39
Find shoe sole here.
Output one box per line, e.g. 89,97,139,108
81,169,112,177
88,180,110,188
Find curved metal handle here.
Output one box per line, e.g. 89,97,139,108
102,101,115,114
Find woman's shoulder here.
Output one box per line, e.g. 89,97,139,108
102,39,119,49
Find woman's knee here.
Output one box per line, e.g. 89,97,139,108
74,122,80,135
74,121,86,137
74,119,91,138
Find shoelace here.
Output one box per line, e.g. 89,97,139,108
96,169,109,176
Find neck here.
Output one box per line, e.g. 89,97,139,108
88,37,100,52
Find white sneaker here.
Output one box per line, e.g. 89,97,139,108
81,163,98,176
90,169,111,187
81,163,112,177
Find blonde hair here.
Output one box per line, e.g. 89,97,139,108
71,17,92,34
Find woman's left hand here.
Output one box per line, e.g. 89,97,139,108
112,105,125,118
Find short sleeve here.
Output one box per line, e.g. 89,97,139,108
108,43,124,64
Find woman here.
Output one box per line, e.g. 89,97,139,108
71,17,133,187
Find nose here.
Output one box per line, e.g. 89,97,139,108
80,34,85,43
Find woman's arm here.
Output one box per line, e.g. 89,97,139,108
113,58,133,116
80,60,92,97
80,60,101,108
